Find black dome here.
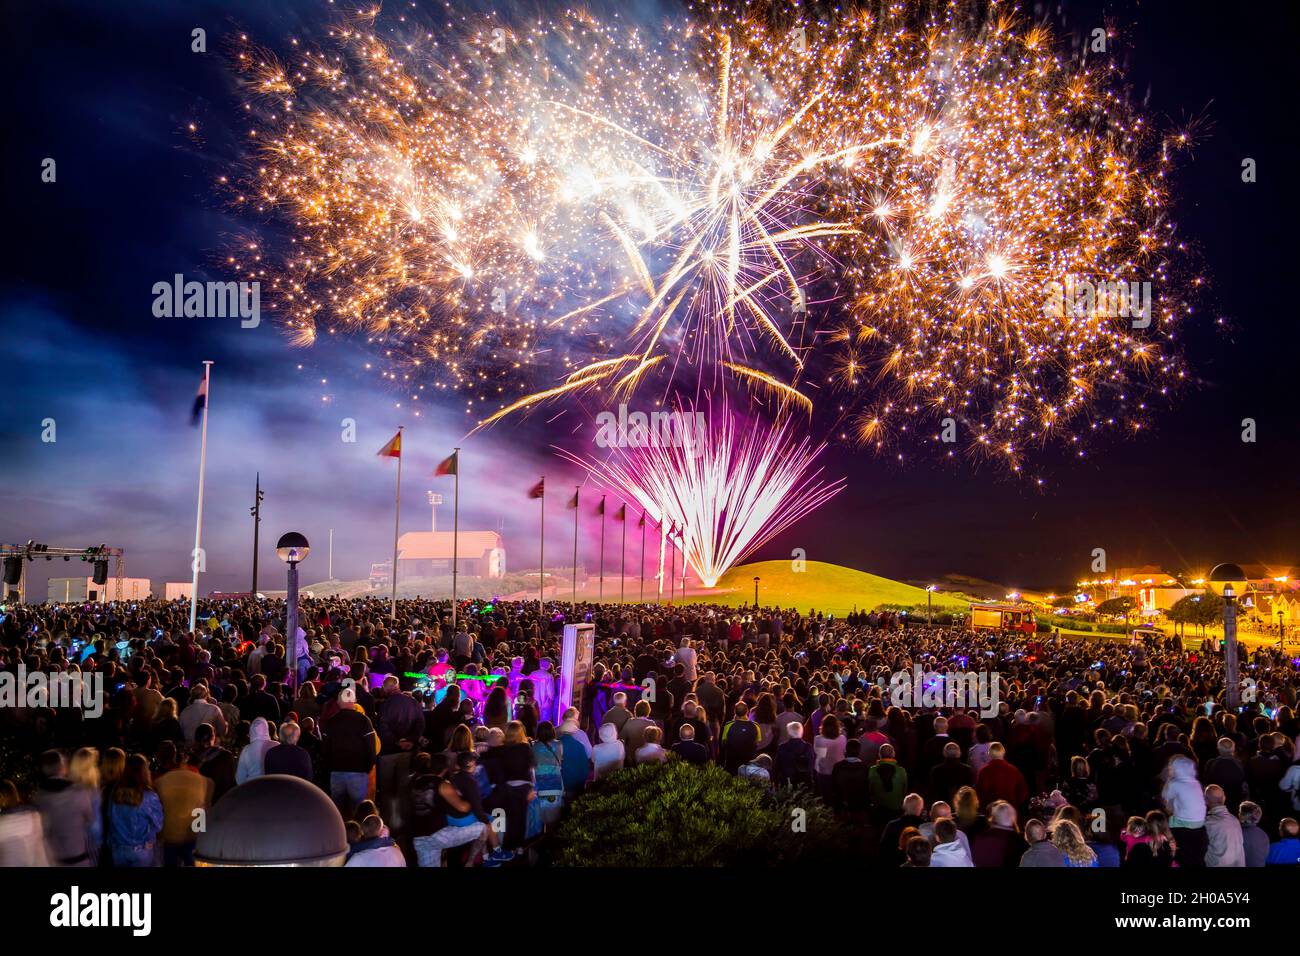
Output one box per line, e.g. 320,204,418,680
1209,563,1246,583
195,774,347,867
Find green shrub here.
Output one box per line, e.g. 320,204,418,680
550,761,847,866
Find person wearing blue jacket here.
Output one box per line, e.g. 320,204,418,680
107,754,164,867
1265,818,1300,865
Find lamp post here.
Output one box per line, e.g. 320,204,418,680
753,576,760,608
1278,609,1286,649
1211,564,1244,710
927,585,935,625
277,532,310,691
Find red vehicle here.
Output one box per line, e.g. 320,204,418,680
970,602,1036,634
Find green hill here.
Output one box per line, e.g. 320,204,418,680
677,560,972,617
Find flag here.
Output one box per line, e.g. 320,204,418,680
596,497,605,516
615,504,627,521
638,511,646,528
434,451,458,476
190,374,208,426
528,478,545,499
377,430,402,458
568,490,579,509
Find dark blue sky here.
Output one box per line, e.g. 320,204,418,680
2,0,1297,596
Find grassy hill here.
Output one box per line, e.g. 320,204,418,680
287,560,976,617
677,560,973,617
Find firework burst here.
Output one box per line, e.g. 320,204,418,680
231,5,870,423
814,5,1196,468
562,405,844,588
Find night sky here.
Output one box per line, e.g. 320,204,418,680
2,0,1297,598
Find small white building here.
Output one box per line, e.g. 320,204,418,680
47,576,151,603
164,582,193,601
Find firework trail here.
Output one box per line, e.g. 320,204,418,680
561,404,845,588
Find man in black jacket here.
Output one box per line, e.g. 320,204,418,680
264,720,313,781
322,684,377,814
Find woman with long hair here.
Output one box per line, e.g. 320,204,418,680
953,786,983,834
483,685,510,731
107,754,164,867
1051,819,1098,867
67,748,103,866
484,721,536,849
1123,810,1177,867
97,748,126,867
294,681,321,722
446,724,475,760
531,721,565,828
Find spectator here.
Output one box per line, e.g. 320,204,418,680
929,818,973,867
321,684,378,814
1239,801,1270,867
592,723,625,780
1161,755,1207,867
975,742,1029,811
106,754,164,867
1020,819,1064,867
1266,818,1300,866
153,740,212,866
971,801,1027,868
264,721,314,781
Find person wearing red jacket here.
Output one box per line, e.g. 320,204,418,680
975,742,1029,811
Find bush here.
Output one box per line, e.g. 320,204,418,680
550,761,846,866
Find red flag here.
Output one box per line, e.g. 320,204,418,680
433,451,458,476
527,478,545,499
567,490,579,509
596,497,605,516
377,430,402,458
638,511,646,528
615,504,627,521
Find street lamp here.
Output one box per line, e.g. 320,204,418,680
753,576,760,608
277,532,310,691
926,585,936,625
1278,609,1286,650
1210,563,1244,709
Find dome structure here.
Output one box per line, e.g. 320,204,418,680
195,774,347,867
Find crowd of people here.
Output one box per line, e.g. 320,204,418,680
1,593,1298,868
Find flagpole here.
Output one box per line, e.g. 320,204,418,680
670,532,676,604
657,516,665,604
598,495,606,603
639,511,645,604
620,503,626,605
538,477,545,614
451,446,460,630
571,486,579,615
188,360,213,635
390,425,404,621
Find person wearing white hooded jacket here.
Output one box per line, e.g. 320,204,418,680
929,818,974,867
235,717,279,785
591,723,625,780
1162,755,1207,867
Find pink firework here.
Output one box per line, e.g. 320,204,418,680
562,407,844,588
